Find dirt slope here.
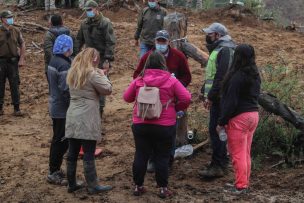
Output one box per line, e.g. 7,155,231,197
0,6,304,203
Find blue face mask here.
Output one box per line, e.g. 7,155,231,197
6,18,14,25
155,44,168,53
148,2,157,8
86,11,95,18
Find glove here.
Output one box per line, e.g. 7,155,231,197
176,111,184,119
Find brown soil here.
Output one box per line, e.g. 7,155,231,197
1,5,304,203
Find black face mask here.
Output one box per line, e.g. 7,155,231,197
205,35,213,44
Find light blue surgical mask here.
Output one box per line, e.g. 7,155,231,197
148,2,157,8
86,10,95,18
6,18,14,25
155,44,168,53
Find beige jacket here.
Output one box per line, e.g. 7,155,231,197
65,71,112,141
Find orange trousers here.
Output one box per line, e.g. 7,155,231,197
226,112,259,189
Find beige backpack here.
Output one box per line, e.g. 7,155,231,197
136,85,163,120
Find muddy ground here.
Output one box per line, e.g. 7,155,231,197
0,5,304,203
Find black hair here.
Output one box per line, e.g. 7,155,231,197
222,44,260,92
141,51,167,76
50,14,63,26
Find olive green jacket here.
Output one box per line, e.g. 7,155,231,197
134,6,167,45
75,13,116,62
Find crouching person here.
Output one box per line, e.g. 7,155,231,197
47,34,73,185
65,48,113,194
123,51,191,198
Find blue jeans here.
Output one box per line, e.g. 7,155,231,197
209,103,229,168
140,43,154,58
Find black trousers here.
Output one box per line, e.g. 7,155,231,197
0,59,20,108
49,118,69,173
209,103,228,168
67,138,96,162
132,124,175,187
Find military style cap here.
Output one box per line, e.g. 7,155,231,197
84,0,99,9
202,22,228,36
0,10,13,18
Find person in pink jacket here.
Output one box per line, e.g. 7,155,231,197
123,51,191,199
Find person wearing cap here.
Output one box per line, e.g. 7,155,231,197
199,22,236,179
0,10,25,116
133,29,191,172
134,0,167,58
75,0,116,118
47,34,74,186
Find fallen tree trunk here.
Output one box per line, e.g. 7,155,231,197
258,92,304,131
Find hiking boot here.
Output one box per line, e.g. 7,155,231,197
224,187,249,195
198,164,224,178
158,187,173,199
13,110,24,117
147,160,155,173
67,161,84,193
133,185,146,196
47,170,68,186
83,160,113,195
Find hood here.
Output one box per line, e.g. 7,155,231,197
206,35,236,52
49,26,70,37
217,35,236,49
141,69,171,87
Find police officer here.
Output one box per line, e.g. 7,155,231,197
199,23,236,179
0,10,26,116
75,0,116,118
134,0,167,58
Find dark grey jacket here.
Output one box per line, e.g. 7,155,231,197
44,26,71,73
47,54,71,118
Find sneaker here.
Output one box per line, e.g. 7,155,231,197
198,164,224,178
158,187,173,199
47,171,68,186
13,110,24,117
133,185,146,196
224,182,235,188
147,160,155,173
224,187,249,195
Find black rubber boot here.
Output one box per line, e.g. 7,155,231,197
83,160,112,194
67,161,83,193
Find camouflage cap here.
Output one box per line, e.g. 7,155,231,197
0,10,13,18
84,0,98,9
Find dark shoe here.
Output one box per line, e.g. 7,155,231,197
67,161,84,193
147,160,155,173
13,110,24,117
0,109,3,116
158,187,173,199
133,185,146,196
47,170,68,186
87,185,112,194
198,164,224,178
224,187,249,195
83,160,112,195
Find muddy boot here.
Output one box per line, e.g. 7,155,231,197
67,161,84,193
198,164,224,179
13,105,23,117
83,160,112,194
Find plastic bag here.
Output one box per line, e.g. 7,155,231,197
174,144,193,158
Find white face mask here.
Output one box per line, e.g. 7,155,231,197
155,44,168,53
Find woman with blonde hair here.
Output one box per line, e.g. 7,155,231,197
65,48,112,194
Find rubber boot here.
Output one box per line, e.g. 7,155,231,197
67,161,84,193
83,160,112,194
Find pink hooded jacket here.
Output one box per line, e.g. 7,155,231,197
123,69,191,126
